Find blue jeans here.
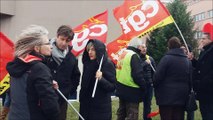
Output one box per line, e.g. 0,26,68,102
4,93,11,107
143,84,153,120
199,100,213,120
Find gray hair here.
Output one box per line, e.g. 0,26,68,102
128,37,145,48
15,25,49,57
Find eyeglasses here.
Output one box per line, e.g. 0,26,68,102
41,42,51,45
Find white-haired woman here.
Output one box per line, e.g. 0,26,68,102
6,25,60,120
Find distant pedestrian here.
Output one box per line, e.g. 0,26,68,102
154,36,191,120
138,42,156,120
193,25,213,119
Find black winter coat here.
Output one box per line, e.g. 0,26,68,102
140,54,156,85
47,46,80,103
153,48,191,106
193,42,213,102
79,40,116,120
6,54,60,120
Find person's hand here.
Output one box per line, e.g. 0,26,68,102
96,71,102,80
146,59,151,64
53,80,59,89
198,40,204,50
187,52,194,60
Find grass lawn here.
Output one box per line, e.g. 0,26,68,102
66,97,202,120
0,97,202,120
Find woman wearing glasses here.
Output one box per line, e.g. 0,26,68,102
6,25,60,120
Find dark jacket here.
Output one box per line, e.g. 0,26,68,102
79,40,116,120
193,42,213,102
6,54,60,120
47,45,80,103
153,48,191,106
140,54,156,85
115,46,146,103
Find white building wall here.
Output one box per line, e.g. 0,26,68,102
1,1,123,43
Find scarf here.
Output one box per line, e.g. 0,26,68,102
50,38,68,65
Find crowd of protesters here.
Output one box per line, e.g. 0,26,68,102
0,24,213,120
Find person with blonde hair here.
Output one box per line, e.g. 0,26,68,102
6,25,60,120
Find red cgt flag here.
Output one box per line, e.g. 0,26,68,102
108,0,174,64
71,10,108,56
107,34,129,64
0,32,14,95
113,0,174,39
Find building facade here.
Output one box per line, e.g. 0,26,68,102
1,0,173,42
0,1,123,43
185,0,213,39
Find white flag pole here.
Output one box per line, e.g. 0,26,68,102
92,55,104,98
173,21,190,53
56,89,85,120
150,63,156,72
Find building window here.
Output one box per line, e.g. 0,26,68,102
195,31,203,39
194,12,205,22
186,0,200,6
194,15,198,21
201,12,205,19
208,9,213,18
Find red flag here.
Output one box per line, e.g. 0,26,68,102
0,32,14,94
113,0,174,39
108,0,174,64
107,34,129,64
147,110,160,118
71,10,108,56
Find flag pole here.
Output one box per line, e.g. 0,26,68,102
173,20,190,53
92,55,104,98
56,89,85,120
150,63,155,72
145,33,156,72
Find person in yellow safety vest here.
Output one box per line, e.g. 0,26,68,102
116,37,146,120
138,43,156,120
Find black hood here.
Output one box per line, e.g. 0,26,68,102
166,48,186,57
6,52,43,77
82,39,108,64
127,46,141,55
6,58,32,77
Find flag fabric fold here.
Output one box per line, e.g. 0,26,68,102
107,0,174,64
0,32,14,95
113,0,174,39
71,10,108,56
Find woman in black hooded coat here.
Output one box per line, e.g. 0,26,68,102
79,39,116,120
